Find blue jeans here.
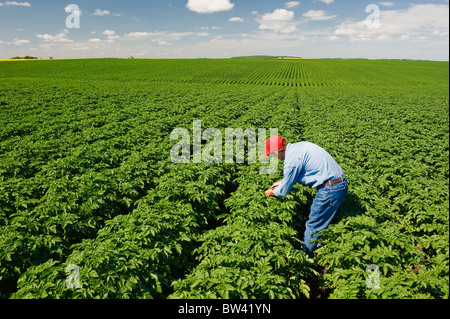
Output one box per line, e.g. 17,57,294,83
302,178,348,257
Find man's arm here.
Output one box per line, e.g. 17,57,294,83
266,165,301,198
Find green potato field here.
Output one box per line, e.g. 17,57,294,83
0,58,448,299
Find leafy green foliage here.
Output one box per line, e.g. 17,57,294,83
303,86,449,299
0,58,448,299
170,165,317,299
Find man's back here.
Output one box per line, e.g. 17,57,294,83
274,141,344,196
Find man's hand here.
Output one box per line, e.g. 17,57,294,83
266,181,281,197
271,181,281,189
265,188,275,197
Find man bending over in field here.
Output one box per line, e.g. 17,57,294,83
264,136,348,258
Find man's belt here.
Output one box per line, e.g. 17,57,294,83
324,174,345,186
316,174,345,189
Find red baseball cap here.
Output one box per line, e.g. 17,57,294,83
263,136,286,157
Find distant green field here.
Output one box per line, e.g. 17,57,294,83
0,58,448,299
1,58,447,86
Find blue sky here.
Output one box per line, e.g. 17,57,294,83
0,0,448,60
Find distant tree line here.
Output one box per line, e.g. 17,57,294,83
10,56,38,60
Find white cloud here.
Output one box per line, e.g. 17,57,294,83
197,26,221,31
433,30,449,37
13,38,30,45
334,4,449,43
317,0,334,4
36,30,74,43
4,1,31,6
285,1,300,9
124,31,194,45
303,10,336,21
186,0,234,14
125,31,150,38
378,2,395,7
328,35,340,41
101,30,120,41
258,9,297,33
93,9,113,16
262,9,295,21
228,17,244,22
153,39,170,46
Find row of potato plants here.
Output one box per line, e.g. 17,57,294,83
170,89,321,298
0,79,257,297
300,86,448,298
2,78,290,297
170,163,317,299
11,162,235,298
7,83,287,298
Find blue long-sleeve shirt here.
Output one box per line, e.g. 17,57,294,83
273,142,344,197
